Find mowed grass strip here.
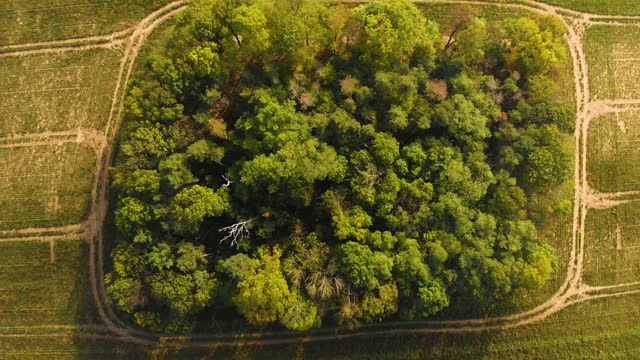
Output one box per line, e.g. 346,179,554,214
0,143,95,230
584,202,640,287
584,25,640,100
0,0,173,46
0,48,121,135
0,240,97,327
539,0,640,15
588,110,640,192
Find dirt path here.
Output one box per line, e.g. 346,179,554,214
0,29,132,53
0,234,82,243
4,0,640,347
0,128,106,153
0,42,125,58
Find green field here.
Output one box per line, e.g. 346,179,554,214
0,48,121,135
0,240,97,328
0,143,96,230
539,0,640,15
584,25,640,100
584,202,640,286
588,110,640,192
0,0,173,45
10,292,636,359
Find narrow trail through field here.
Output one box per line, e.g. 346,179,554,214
0,128,106,152
3,0,640,348
0,28,132,53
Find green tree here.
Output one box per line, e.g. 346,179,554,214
158,153,197,191
522,146,571,191
170,185,229,235
115,197,152,236
339,241,393,291
351,0,439,70
231,247,292,326
240,138,346,194
501,16,566,76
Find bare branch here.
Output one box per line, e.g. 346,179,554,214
358,161,384,189
218,217,257,248
222,174,233,187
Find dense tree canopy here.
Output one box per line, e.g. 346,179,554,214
107,0,573,333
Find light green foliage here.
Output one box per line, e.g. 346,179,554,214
170,185,229,235
323,190,373,242
523,146,571,190
240,139,346,193
501,15,566,76
433,94,491,144
339,242,393,291
148,242,175,271
360,282,399,321
280,292,320,331
158,153,198,191
125,54,184,123
418,279,449,317
230,247,294,327
517,241,556,289
218,253,260,282
176,242,206,272
232,89,308,154
113,169,161,196
106,242,147,314
188,42,222,77
186,140,224,163
370,132,400,167
121,124,175,168
115,197,152,236
453,18,488,65
151,269,217,316
367,231,398,252
351,0,439,69
230,4,271,57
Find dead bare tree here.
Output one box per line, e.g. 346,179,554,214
218,217,258,248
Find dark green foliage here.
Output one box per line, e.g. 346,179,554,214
107,0,571,333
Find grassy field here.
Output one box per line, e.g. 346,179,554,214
583,202,640,287
584,25,640,100
0,48,121,135
420,3,531,27
0,0,173,45
0,143,96,230
14,292,636,359
0,240,97,328
539,0,640,15
588,110,640,192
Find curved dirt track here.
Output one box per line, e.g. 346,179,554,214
2,0,640,348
